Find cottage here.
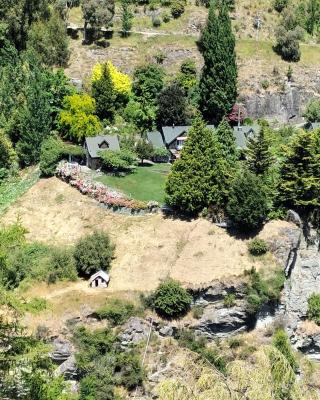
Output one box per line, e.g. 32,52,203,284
84,135,120,170
89,270,110,288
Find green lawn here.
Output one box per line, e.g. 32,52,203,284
97,163,171,204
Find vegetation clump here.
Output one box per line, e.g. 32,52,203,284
74,231,115,278
248,238,268,256
95,298,142,326
149,278,192,319
307,293,320,325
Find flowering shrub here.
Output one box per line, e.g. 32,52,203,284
56,162,157,212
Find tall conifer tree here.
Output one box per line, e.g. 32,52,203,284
246,126,273,176
215,118,237,164
199,0,237,124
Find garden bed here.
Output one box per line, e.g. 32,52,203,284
56,162,160,214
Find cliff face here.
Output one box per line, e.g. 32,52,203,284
242,84,320,124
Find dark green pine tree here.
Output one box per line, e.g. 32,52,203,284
215,118,237,164
92,63,117,122
199,0,237,124
165,116,229,214
16,67,52,166
246,126,273,176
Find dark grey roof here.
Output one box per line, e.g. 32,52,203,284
162,125,215,145
85,135,120,158
233,125,260,149
147,131,164,148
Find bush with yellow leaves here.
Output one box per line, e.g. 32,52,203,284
92,61,132,95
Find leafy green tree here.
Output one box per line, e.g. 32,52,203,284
306,0,320,34
0,130,17,172
157,81,187,126
165,116,229,214
121,0,133,37
133,64,165,105
123,99,157,133
74,231,115,277
0,0,50,50
58,94,102,142
199,0,237,124
215,118,237,164
150,279,192,319
279,129,320,208
135,138,154,163
303,99,320,122
82,0,115,41
307,293,320,325
92,63,117,122
227,168,269,232
178,58,197,91
273,0,288,12
272,329,298,371
246,126,273,176
27,11,70,67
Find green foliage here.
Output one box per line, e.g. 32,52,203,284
123,99,157,133
171,0,185,18
227,168,269,232
16,62,53,166
165,116,232,214
152,17,162,27
82,0,115,41
248,238,268,256
192,305,204,319
133,64,165,106
27,11,69,67
135,138,154,163
307,293,320,324
40,134,84,177
95,298,141,326
176,329,227,373
92,64,117,122
246,126,273,176
245,268,285,315
153,146,170,158
178,59,197,91
223,293,236,308
215,118,238,164
279,129,320,208
23,297,48,314
74,231,115,278
0,130,17,173
150,278,192,319
74,326,144,399
199,1,237,123
99,149,137,171
121,0,133,37
303,99,320,122
273,0,288,12
58,94,102,143
157,81,187,126
272,329,298,371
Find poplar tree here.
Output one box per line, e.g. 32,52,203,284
199,0,237,124
246,126,273,176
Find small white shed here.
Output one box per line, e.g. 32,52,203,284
89,270,110,288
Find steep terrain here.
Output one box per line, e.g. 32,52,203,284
65,1,320,123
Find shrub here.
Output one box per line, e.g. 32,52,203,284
23,298,48,314
303,99,320,123
162,12,171,23
248,238,268,256
95,298,140,326
99,149,137,171
261,79,270,90
150,279,192,319
274,26,303,62
272,329,298,371
307,293,320,325
224,293,236,308
152,17,162,27
48,247,78,282
273,0,288,12
192,305,204,319
171,0,185,18
74,231,115,278
40,134,84,177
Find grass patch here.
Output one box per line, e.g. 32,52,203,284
0,167,40,215
97,163,171,203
